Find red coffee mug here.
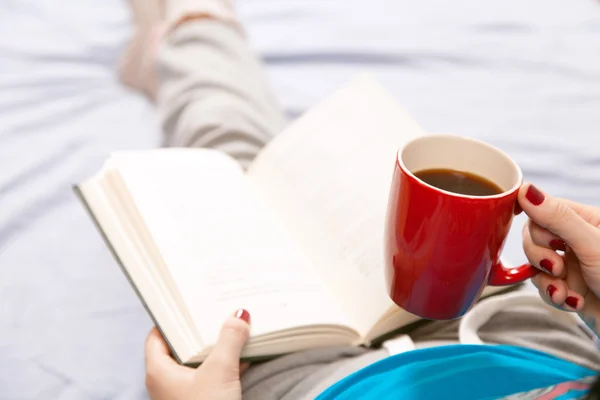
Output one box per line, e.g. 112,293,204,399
384,134,538,320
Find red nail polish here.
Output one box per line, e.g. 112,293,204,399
235,309,251,324
547,284,557,299
540,259,554,274
550,239,566,252
525,185,545,205
514,201,523,215
565,296,579,309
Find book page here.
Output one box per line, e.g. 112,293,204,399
248,75,426,336
111,149,353,347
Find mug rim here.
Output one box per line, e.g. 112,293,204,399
397,134,523,200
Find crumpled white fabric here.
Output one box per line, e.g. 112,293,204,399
459,291,582,345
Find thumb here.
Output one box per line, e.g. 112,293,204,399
518,183,598,252
201,309,251,377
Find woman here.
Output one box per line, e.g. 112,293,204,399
143,183,600,399
121,1,600,398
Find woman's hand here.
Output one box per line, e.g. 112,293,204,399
145,309,251,400
519,183,600,335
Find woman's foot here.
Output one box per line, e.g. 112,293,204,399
119,0,239,101
118,0,166,101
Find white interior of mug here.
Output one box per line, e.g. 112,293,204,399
400,135,522,197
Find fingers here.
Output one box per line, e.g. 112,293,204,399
527,220,566,252
522,222,566,278
532,273,568,306
518,183,599,253
145,327,195,398
532,273,584,312
563,250,589,297
202,309,251,377
145,327,180,373
579,293,600,335
239,362,250,376
556,198,600,227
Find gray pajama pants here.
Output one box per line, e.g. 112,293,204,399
156,19,600,400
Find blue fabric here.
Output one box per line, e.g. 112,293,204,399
316,345,596,400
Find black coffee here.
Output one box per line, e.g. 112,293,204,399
414,168,503,196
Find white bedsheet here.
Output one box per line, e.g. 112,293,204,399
1,0,599,398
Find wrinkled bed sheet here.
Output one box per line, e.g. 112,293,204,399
1,0,599,398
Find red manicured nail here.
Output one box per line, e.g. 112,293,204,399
514,201,523,215
540,259,554,274
550,239,566,252
565,297,579,309
235,309,251,324
525,185,545,205
547,285,557,300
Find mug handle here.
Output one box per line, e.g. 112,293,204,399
487,258,539,286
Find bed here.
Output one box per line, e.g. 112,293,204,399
1,0,599,398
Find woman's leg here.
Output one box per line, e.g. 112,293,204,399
409,292,600,372
156,2,287,167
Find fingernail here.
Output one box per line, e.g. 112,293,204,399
514,201,523,215
540,259,554,274
565,296,579,309
235,309,251,324
525,184,545,205
547,284,557,300
550,239,567,252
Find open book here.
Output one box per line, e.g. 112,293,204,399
76,75,509,366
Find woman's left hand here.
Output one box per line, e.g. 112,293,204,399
519,183,600,336
145,309,251,400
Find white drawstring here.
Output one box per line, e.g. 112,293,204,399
459,291,580,345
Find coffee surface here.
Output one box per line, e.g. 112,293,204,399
414,168,503,196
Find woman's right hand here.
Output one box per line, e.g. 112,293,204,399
519,183,600,335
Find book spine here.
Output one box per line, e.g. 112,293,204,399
72,185,185,365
